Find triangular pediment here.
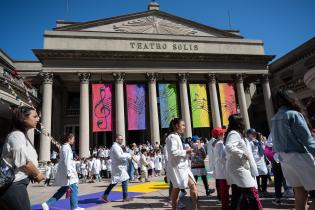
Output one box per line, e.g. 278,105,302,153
54,10,242,38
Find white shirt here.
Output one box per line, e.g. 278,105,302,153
207,138,216,172
54,143,79,186
2,130,39,182
110,142,131,184
225,131,258,188
165,133,196,189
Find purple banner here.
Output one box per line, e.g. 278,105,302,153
126,84,146,130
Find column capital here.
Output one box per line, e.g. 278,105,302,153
40,72,53,84
78,73,91,83
177,73,189,82
234,74,246,83
113,72,125,82
207,73,217,83
145,72,158,82
260,74,270,82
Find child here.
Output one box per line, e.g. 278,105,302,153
44,161,52,187
154,150,163,176
106,157,112,179
140,148,149,182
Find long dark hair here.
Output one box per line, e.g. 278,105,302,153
223,113,245,144
11,106,36,134
275,89,312,132
60,133,75,144
166,118,184,137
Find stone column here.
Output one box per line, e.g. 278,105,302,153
146,73,160,145
178,73,192,138
208,73,222,128
79,73,91,158
27,129,35,145
113,73,126,145
235,74,250,130
39,72,53,161
261,74,274,129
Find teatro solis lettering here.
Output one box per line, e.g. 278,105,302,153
129,42,198,51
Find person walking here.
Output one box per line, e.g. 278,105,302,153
100,135,133,203
41,133,84,210
271,89,315,210
191,135,214,196
165,118,199,210
224,114,263,210
0,106,44,210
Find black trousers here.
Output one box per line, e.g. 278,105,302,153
0,178,31,210
194,175,209,192
256,175,268,192
271,160,284,198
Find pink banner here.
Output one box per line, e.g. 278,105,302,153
126,84,146,130
92,84,112,132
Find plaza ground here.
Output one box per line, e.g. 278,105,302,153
29,175,295,210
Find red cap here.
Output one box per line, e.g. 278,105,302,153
211,127,226,138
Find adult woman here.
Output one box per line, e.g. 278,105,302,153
41,133,84,210
0,106,44,210
165,118,198,210
224,114,262,210
191,135,212,196
271,89,315,210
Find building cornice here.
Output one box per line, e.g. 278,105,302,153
33,49,274,65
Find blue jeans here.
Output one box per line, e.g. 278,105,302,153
46,183,78,210
103,180,128,199
128,161,135,180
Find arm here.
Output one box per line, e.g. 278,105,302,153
63,145,73,177
290,112,315,156
112,145,131,161
166,135,186,158
225,132,245,157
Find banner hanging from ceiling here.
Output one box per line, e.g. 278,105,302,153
189,84,210,128
158,83,179,128
126,84,146,130
92,84,112,132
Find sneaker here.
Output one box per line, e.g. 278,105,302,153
272,198,282,206
41,202,49,210
123,197,134,202
73,208,85,210
206,188,215,196
178,202,186,209
283,190,294,198
100,195,110,203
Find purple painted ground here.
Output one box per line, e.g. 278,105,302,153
31,191,143,210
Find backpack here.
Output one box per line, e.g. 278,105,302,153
0,158,15,193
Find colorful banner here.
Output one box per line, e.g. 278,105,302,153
126,84,146,130
92,84,112,132
158,84,179,128
189,84,210,128
219,83,237,127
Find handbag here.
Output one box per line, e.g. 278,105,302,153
0,158,15,192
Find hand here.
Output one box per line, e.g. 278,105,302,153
242,153,250,160
186,148,193,154
34,173,45,183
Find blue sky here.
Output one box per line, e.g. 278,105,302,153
0,0,314,61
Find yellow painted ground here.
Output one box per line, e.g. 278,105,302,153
113,181,169,193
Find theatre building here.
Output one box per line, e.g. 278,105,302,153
0,2,275,161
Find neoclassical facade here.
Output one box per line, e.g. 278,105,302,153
1,3,275,161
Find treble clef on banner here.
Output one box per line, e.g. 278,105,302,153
94,86,111,129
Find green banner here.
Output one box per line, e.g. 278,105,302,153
189,84,210,128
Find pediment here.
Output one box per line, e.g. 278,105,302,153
55,11,241,38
